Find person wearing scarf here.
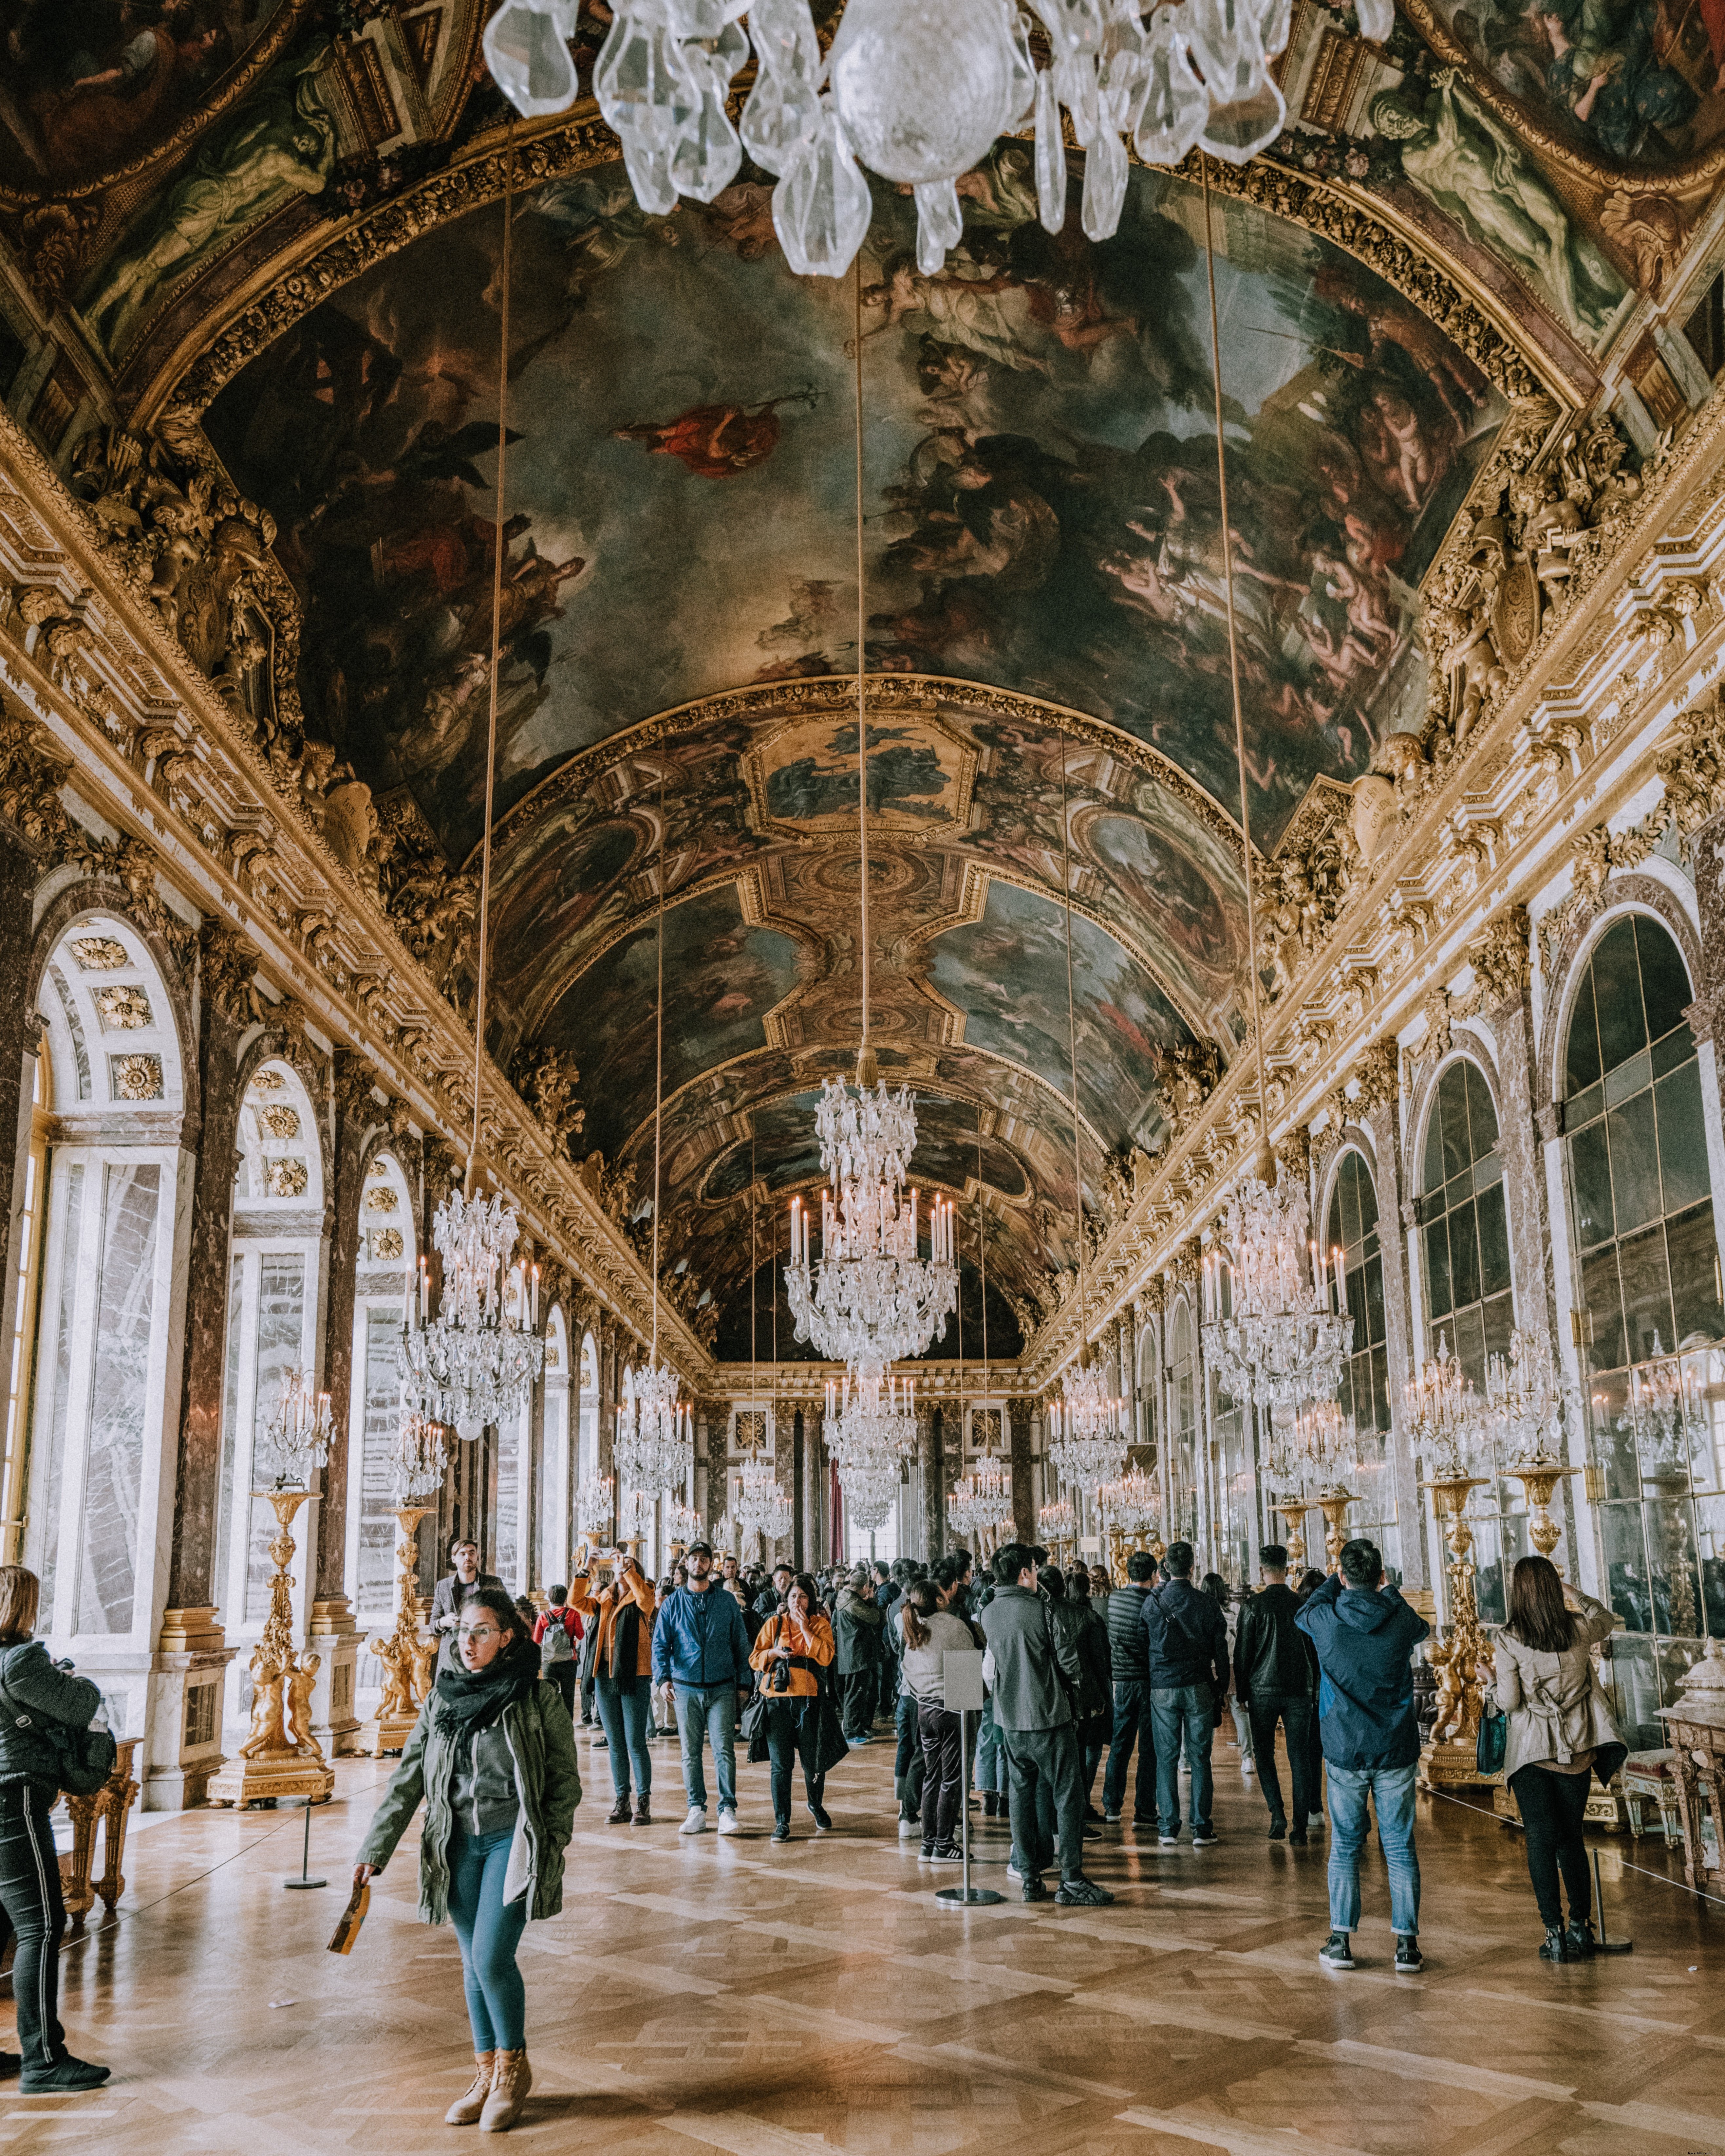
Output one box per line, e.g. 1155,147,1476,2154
356,1585,580,2132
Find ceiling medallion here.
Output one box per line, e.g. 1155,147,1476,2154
481,0,1372,278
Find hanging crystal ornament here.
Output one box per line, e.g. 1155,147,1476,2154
400,1192,544,1439
787,1085,957,1378
392,1409,449,1502
1048,1357,1128,1490
258,1366,334,1490
824,1367,919,1471
616,1362,694,1496
1404,1332,1487,1482
487,0,1302,276
1201,1175,1353,1414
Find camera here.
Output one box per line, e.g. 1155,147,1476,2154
768,1657,792,1694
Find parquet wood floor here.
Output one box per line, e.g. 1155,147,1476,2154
12,1720,1723,2152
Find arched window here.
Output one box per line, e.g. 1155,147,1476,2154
1421,1060,1512,1384
346,1148,417,1631
539,1307,571,1589
1326,1151,1398,1576
1167,1297,1197,1547
1562,913,1725,1734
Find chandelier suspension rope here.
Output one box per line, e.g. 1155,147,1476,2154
1059,729,1086,1357
854,260,871,1069
652,757,666,1366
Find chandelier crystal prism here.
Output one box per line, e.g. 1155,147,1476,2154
617,1362,694,1497
1047,1358,1127,1491
1201,1173,1353,1414
400,1190,544,1438
787,1077,957,1379
391,1409,449,1502
483,0,1361,281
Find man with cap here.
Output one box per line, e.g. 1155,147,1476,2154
651,1539,753,1835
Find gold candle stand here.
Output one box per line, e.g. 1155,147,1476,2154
207,1489,336,1807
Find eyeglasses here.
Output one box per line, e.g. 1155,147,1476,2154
457,1624,501,1643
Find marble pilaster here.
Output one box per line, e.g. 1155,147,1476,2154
0,834,37,1399
1358,1092,1428,1595
1007,1395,1035,1542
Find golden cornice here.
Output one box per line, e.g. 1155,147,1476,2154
0,404,708,1382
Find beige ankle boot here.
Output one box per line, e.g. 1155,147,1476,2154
445,2053,495,2126
479,2049,531,2132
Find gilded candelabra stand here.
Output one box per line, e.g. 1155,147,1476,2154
1506,1458,1580,1572
207,1488,335,1806
1315,1485,1358,1572
1270,1493,1308,1573
369,1505,436,1756
1419,1473,1496,1789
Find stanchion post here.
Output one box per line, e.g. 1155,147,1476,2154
284,1794,329,1890
935,1649,1002,1909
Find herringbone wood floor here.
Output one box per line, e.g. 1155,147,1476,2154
13,1714,1722,2152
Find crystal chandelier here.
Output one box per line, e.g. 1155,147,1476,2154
1623,1334,1701,1475
575,1473,614,1543
842,1459,902,1531
1098,1466,1159,1541
1038,1497,1075,1548
787,1074,957,1378
1202,1174,1353,1415
1265,1394,1355,1491
735,1456,794,1544
400,1191,544,1438
617,1362,694,1497
483,0,1378,281
392,1409,449,1501
667,1500,704,1547
948,1451,1014,1546
1482,1327,1569,1467
1047,1357,1128,1491
824,1367,918,1471
259,1366,333,1490
1405,1333,1486,1483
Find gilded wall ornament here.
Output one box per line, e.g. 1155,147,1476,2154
265,1157,309,1198
92,984,152,1031
248,1067,284,1094
110,1052,163,1101
69,935,128,970
364,1184,398,1213
371,1226,404,1260
260,1105,300,1139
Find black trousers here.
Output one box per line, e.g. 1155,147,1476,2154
546,1663,578,1720
1246,1694,1318,1830
836,1667,877,1737
0,1783,66,2073
1510,1763,1593,1929
765,1701,825,1824
917,1702,964,1845
1101,1680,1157,1819
1002,1725,1085,1882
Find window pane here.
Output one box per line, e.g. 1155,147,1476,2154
1422,1087,1446,1196
1607,1091,1662,1235
1636,916,1692,1042
79,1164,160,1636
1655,1059,1711,1216
1566,972,1602,1097
1364,1249,1385,1350
1483,1289,1515,1369
1340,1157,1361,1252
1667,1200,1724,1347
1450,1200,1482,1310
1581,1244,1625,1374
1569,1120,1615,1249
1593,919,1649,1077
1357,1165,1380,1245
1426,1215,1452,1320
1440,1074,1469,1183
1618,1221,1675,1365
1450,1303,1487,1389
1465,1060,1500,1152
1476,1180,1511,1297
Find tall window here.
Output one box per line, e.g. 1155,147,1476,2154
1564,913,1725,1742
1422,1060,1512,1383
1168,1299,1198,1546
1327,1151,1397,1574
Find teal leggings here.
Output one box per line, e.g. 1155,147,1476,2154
447,1824,527,2052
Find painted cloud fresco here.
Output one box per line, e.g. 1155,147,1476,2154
207,147,1504,867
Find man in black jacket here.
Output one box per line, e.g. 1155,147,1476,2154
1142,1541,1230,1847
1101,1549,1158,1825
1233,1543,1320,1842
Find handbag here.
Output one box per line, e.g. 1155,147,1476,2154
0,1663,116,1796
1475,1700,1507,1777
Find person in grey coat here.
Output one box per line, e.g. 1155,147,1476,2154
978,1543,1114,1908
834,1570,884,1741
430,1538,504,1673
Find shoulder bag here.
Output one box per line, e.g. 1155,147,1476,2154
1475,1697,1507,1777
0,1662,116,1797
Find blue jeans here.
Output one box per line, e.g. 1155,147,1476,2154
675,1682,738,1813
1326,1761,1420,1936
595,1678,652,1802
1102,1679,1157,1818
1150,1684,1215,1837
973,1699,1005,1794
447,1823,528,2053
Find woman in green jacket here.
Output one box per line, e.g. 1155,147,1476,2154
355,1585,580,2132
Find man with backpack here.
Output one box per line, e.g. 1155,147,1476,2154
532,1584,583,1720
1142,1540,1229,1848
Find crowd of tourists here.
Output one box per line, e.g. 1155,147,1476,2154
0,1528,1629,2127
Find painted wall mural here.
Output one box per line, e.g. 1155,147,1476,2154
207,146,1504,870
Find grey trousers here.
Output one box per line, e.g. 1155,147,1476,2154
1001,1723,1085,1882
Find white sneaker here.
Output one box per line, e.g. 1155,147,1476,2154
898,1817,920,1839
680,1807,708,1835
1242,1759,1256,1775
717,1808,742,1835
1307,1812,1326,1830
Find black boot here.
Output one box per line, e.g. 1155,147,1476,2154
1539,1926,1569,1962
1566,1917,1596,1959
983,1792,999,1818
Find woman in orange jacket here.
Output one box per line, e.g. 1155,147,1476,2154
568,1553,657,1825
748,1572,835,1841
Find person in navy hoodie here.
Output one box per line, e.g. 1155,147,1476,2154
1141,1540,1230,1848
1297,1537,1431,1974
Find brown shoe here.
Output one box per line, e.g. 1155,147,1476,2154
633,1796,651,1825
445,2052,494,2126
606,1795,631,1824
479,2049,531,2133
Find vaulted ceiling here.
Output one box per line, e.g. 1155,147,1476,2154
3,0,1702,1357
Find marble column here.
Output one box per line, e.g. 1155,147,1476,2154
919,1407,940,1562
801,1405,826,1567
1007,1396,1035,1541
1358,1094,1428,1595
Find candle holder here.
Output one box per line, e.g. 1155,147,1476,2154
1420,1472,1497,1789
207,1487,335,1807
1505,1458,1581,1570
369,1505,436,1757
1314,1484,1359,1572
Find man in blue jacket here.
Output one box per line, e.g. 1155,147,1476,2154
1297,1537,1432,1973
651,1539,752,1836
1142,1541,1230,1847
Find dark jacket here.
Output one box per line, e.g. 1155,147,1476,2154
1297,1573,1431,1771
0,1642,103,1794
978,1583,1080,1731
650,1583,752,1688
1142,1578,1229,1695
834,1587,885,1675
358,1678,581,1923
1106,1581,1153,1684
1051,1599,1112,1724
1233,1583,1318,1702
431,1570,505,1671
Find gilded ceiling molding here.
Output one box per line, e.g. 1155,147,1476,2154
0,405,711,1380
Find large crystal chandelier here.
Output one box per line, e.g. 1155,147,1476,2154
483,0,1382,281
1048,1357,1128,1490
617,1362,694,1496
259,1366,334,1491
735,1456,794,1544
1404,1333,1486,1482
1481,1327,1568,1468
948,1455,1014,1547
392,1409,449,1501
1623,1334,1701,1475
1098,1466,1158,1540
843,1459,903,1531
1202,1175,1353,1414
787,1074,957,1377
1265,1394,1355,1492
825,1367,918,1470
400,1191,544,1438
